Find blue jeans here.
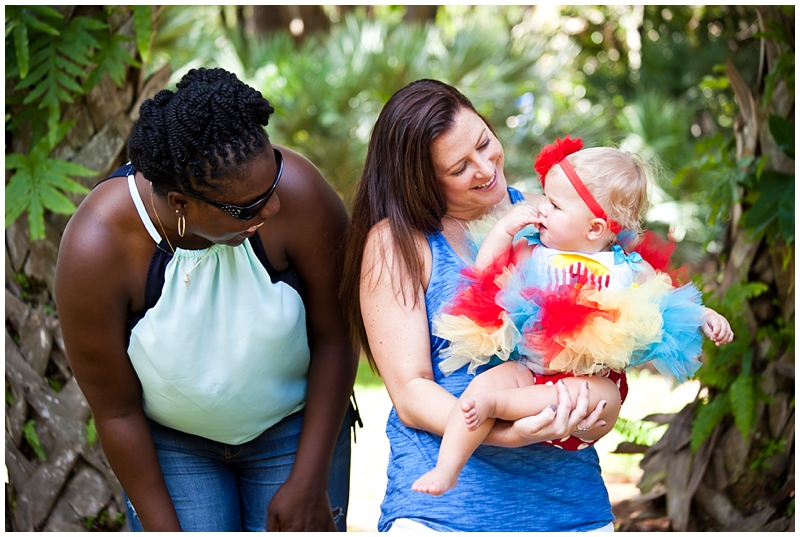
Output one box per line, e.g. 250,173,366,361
125,408,352,531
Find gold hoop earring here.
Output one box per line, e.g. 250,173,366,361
177,214,186,237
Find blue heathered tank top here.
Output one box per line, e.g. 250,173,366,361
377,187,615,532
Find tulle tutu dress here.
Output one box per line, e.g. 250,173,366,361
433,216,707,386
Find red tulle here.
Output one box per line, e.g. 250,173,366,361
533,135,584,185
630,231,689,287
522,283,618,364
445,248,514,328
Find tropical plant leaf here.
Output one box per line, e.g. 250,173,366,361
83,32,139,91
742,170,795,240
86,416,98,447
729,373,756,441
132,5,153,64
15,15,104,111
695,333,745,390
613,416,666,447
691,393,730,452
23,419,47,461
5,131,93,240
719,281,769,312
13,20,30,79
769,114,795,159
778,183,795,244
23,5,65,21
19,8,61,35
763,52,794,110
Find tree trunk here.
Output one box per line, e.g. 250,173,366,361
403,5,438,24
251,5,330,41
616,6,794,531
5,7,171,531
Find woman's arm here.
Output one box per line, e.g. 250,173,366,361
55,200,182,531
265,148,358,531
360,221,457,432
359,221,608,446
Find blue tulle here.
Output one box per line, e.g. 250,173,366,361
451,255,707,382
628,283,705,385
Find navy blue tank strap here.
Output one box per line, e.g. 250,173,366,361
248,234,304,298
98,163,136,189
508,186,526,204
127,240,172,338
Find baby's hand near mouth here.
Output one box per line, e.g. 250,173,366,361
499,204,541,237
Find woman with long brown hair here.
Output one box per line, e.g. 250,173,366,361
342,79,621,532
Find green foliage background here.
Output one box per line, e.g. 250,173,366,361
5,5,152,240
5,6,795,525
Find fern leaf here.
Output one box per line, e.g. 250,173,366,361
46,102,61,149
5,158,32,226
55,69,84,94
24,6,65,21
613,416,665,447
44,159,95,192
5,12,19,38
729,374,756,441
55,54,88,78
5,135,93,239
4,153,28,170
13,21,30,79
38,184,77,214
14,48,50,89
84,33,139,91
691,393,730,452
20,10,60,36
15,15,108,112
132,5,153,63
720,282,769,312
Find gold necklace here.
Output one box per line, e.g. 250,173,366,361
149,183,211,288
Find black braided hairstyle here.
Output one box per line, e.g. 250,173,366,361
128,68,275,196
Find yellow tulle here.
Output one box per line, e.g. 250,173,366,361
548,273,673,375
434,312,520,375
465,206,513,248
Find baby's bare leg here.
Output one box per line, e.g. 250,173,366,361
492,376,621,442
412,362,528,496
462,362,536,430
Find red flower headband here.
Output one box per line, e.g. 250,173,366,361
533,135,622,235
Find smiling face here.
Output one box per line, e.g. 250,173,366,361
431,108,508,220
536,167,605,253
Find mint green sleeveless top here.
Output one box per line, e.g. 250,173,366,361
126,173,309,444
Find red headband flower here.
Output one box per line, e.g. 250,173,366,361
534,135,583,186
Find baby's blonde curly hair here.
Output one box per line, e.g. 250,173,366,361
548,146,651,237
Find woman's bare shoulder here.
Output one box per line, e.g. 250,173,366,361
57,176,154,299
364,219,428,257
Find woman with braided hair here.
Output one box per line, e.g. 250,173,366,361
55,68,357,531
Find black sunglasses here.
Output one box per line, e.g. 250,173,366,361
188,148,283,221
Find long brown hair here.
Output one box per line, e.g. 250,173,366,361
341,79,485,368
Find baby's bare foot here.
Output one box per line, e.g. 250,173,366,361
412,467,458,496
461,393,496,431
